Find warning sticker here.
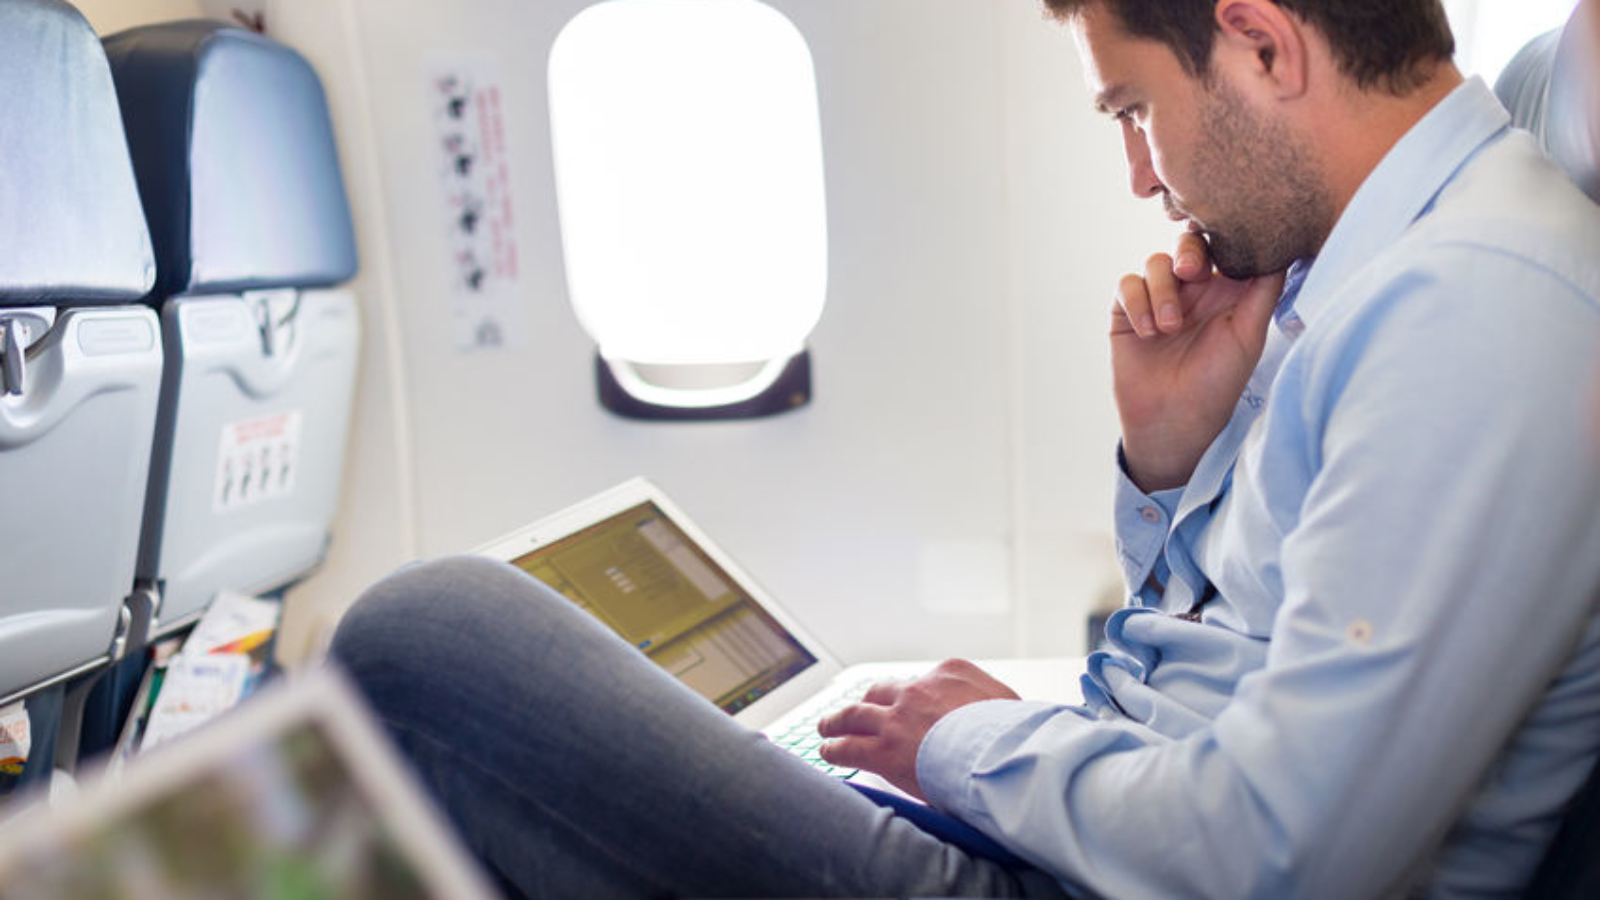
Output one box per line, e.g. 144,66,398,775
213,411,302,512
426,54,527,354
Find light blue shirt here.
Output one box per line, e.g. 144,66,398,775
919,79,1600,900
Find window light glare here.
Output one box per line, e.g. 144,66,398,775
548,0,828,368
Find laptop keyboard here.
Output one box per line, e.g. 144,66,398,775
765,677,879,778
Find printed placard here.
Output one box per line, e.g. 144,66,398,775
427,54,528,353
213,411,302,512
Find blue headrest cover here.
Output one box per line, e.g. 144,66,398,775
0,0,155,303
103,21,358,297
1496,6,1600,203
1545,5,1599,203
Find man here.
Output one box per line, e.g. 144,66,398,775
331,1,1600,897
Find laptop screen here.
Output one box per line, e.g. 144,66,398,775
507,501,818,714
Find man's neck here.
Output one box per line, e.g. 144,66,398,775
1317,64,1466,227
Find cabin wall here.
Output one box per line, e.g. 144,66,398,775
72,0,203,33
998,2,1172,653
76,0,1176,667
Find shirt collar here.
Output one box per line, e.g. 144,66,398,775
1289,78,1511,327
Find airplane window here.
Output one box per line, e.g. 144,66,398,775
548,0,827,420
1445,0,1580,85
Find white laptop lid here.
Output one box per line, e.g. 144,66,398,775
474,477,848,730
0,668,500,900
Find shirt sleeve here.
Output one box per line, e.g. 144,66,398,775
1112,444,1183,605
918,256,1600,900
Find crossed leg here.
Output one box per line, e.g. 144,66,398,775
330,556,1069,899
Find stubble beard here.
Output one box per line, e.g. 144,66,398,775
1187,81,1333,280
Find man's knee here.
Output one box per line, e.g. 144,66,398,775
328,555,565,694
327,553,652,763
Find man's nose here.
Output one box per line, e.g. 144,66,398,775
1121,122,1162,199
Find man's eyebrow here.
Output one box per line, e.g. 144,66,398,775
1093,83,1132,114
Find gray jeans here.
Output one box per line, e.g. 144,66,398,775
330,556,1072,899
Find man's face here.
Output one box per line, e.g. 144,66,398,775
1071,4,1330,278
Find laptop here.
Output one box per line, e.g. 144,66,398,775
0,668,502,900
474,477,1082,783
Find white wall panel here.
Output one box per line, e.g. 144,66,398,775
277,0,1019,665
72,0,203,34
999,2,1174,654
266,0,422,663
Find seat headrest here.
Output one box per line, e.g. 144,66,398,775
103,21,358,298
1496,4,1600,203
0,0,156,304
1545,3,1599,202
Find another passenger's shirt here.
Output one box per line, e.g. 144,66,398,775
918,79,1600,900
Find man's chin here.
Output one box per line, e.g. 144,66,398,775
1208,232,1300,281
1207,239,1264,281
1214,260,1264,280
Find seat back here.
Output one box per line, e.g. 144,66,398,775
0,0,164,702
103,21,361,636
1521,748,1600,899
1495,1,1599,202
1500,8,1600,897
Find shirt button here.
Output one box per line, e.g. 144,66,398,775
1281,313,1307,338
1347,620,1375,644
1139,506,1162,524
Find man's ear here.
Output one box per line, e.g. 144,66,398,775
1214,0,1308,99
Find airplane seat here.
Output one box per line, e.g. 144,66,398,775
1497,10,1600,898
1494,0,1599,202
101,20,361,640
0,0,165,704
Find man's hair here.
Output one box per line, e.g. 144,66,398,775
1045,0,1455,95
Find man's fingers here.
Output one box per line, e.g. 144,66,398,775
860,679,903,706
818,735,876,769
1242,269,1289,327
817,730,909,770
1117,273,1157,338
1109,295,1136,336
1173,231,1211,281
1232,269,1290,355
820,735,927,800
817,701,889,738
1144,253,1184,333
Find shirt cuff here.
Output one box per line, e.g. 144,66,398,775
917,699,1080,817
1113,444,1181,596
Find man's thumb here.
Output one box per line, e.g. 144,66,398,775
1237,269,1288,347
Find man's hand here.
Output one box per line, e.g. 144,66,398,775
817,659,1020,800
1113,231,1287,492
